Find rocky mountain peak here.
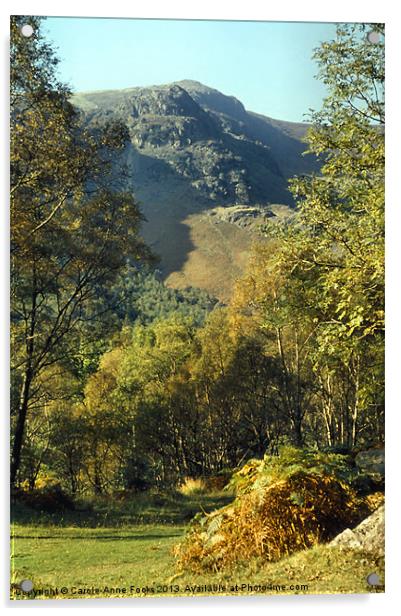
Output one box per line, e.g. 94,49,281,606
71,81,319,299
172,80,247,120
126,83,206,119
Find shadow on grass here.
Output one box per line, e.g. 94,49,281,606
12,532,183,541
11,492,235,529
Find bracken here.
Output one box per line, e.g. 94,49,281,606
175,449,383,572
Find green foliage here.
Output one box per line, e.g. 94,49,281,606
109,265,218,327
250,23,385,449
228,446,358,496
275,24,384,343
11,21,384,498
43,308,288,494
10,16,152,485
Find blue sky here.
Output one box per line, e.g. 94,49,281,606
44,17,338,122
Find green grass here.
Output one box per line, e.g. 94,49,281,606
11,523,185,598
10,491,384,600
11,491,233,527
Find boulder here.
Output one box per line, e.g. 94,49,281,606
330,504,384,556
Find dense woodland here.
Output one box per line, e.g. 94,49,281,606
11,18,384,496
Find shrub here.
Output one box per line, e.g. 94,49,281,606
175,447,382,572
13,485,75,513
178,477,207,496
203,472,232,492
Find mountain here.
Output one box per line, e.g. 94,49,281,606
72,80,318,301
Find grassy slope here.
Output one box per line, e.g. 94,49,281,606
129,145,262,302
10,493,384,600
131,144,293,302
165,212,255,302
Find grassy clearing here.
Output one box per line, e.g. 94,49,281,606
11,523,185,598
11,490,233,527
10,491,384,600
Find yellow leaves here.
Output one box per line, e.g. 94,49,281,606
98,347,124,377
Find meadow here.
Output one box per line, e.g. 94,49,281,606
11,491,384,599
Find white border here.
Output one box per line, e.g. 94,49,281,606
0,0,390,22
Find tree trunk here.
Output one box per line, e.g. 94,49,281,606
11,368,33,486
11,269,38,487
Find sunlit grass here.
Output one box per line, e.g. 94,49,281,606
177,477,208,496
10,491,384,600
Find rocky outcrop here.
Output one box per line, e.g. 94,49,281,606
175,80,247,121
207,204,279,230
330,504,384,556
70,81,320,299
72,80,319,207
127,84,208,119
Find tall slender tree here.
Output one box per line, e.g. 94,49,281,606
10,16,151,485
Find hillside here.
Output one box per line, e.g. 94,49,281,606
72,81,317,300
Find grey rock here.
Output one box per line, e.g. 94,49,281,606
330,504,384,556
71,80,319,207
330,528,364,550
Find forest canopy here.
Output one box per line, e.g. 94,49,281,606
10,19,384,495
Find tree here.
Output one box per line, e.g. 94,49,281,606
258,23,385,447
288,23,384,341
10,17,151,485
232,242,317,446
